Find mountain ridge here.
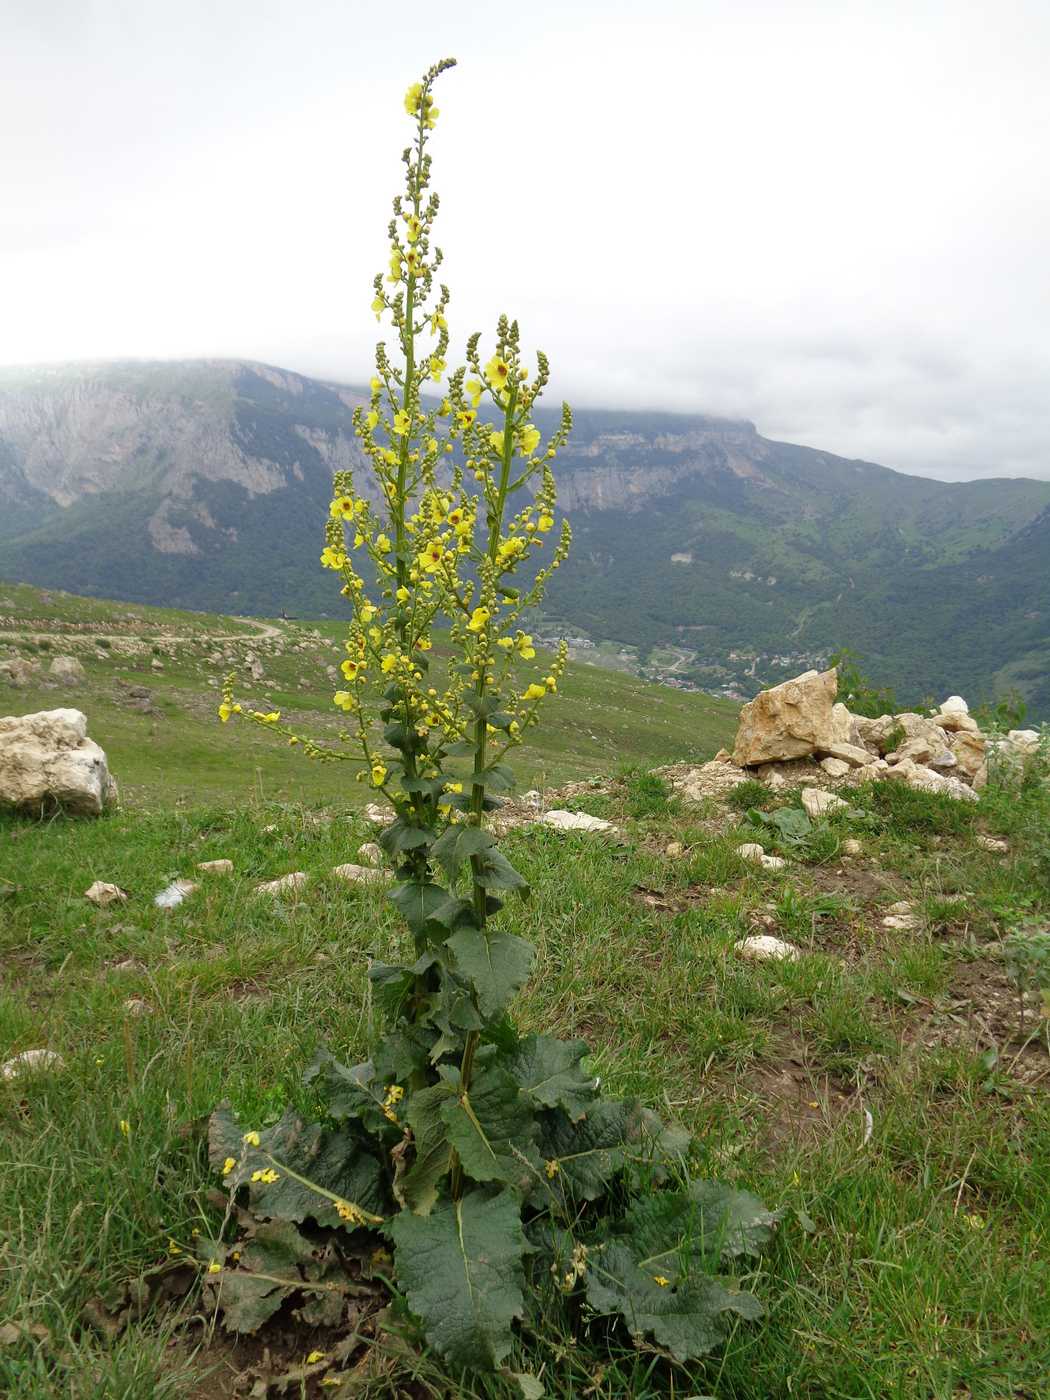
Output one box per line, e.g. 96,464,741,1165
1,357,1048,713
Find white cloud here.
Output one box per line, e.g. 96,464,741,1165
3,0,1049,479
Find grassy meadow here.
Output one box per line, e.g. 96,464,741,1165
1,584,1048,1398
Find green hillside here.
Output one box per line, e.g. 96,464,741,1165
0,582,739,807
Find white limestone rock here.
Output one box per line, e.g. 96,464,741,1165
49,655,86,684
256,872,309,895
820,757,851,779
1,1049,66,1081
801,788,848,819
0,708,118,816
732,668,839,765
541,809,617,834
197,859,234,874
331,862,391,884
85,880,127,906
736,934,800,963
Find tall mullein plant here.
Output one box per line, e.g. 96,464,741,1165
210,61,774,1378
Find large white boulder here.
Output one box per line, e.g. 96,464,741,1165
49,655,86,685
732,668,839,766
0,708,118,816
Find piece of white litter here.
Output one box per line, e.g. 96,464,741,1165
85,881,127,907
331,863,390,885
154,880,198,909
736,934,800,963
540,809,616,834
861,1106,874,1145
197,859,234,875
2,1049,66,1081
255,872,309,896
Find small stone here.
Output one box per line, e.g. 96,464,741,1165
976,834,1009,853
154,880,198,908
886,900,913,915
255,872,309,895
49,655,86,684
1007,729,1040,753
150,659,164,672
842,838,863,855
85,880,128,906
736,842,766,864
331,863,390,884
736,934,800,963
363,802,395,826
882,914,921,931
541,809,616,834
820,757,851,779
123,997,152,1017
821,742,875,768
664,841,685,858
1,1048,66,1080
760,853,787,870
112,958,145,973
939,695,969,715
801,788,847,819
197,859,234,874
356,842,384,866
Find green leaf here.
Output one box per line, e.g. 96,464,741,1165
209,1105,386,1227
379,820,433,855
472,847,529,893
368,962,415,1019
444,739,479,757
479,762,516,792
583,1186,772,1361
431,825,495,883
389,880,452,934
386,1188,528,1369
373,1025,438,1083
505,1035,596,1120
439,1064,539,1190
537,1100,684,1202
586,1242,762,1362
208,1219,317,1333
398,1084,454,1216
447,928,535,1018
303,1051,397,1137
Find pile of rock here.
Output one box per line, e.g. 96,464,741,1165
665,668,1041,806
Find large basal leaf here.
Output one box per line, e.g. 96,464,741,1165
505,1034,596,1121
398,1084,454,1216
439,1064,539,1191
209,1104,386,1226
304,1051,399,1137
447,928,534,1019
536,1099,686,1202
583,1184,772,1360
585,1239,763,1362
206,1219,357,1335
386,1188,528,1369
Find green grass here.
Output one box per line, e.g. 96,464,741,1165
1,586,1049,1396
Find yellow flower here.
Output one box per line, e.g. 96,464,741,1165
518,424,541,456
380,653,398,674
404,214,422,244
218,702,234,723
365,409,379,430
497,537,526,563
653,1275,670,1287
250,1168,280,1184
371,295,384,320
387,250,402,283
396,586,410,603
242,1131,261,1147
496,637,514,650
119,1119,130,1137
545,1159,560,1178
320,545,347,569
168,1239,182,1255
374,533,392,554
457,408,477,429
545,675,558,691
359,604,377,623
523,682,546,702
430,311,447,335
340,659,366,681
484,354,511,390
467,607,491,633
392,410,411,436
370,764,387,787
404,248,425,278
404,82,423,115
330,495,356,520
429,356,446,382
306,1350,326,1364
418,542,445,572
222,1157,236,1176
489,429,506,454
208,1261,222,1275
516,634,536,659
537,514,554,532
333,690,355,711
260,711,280,724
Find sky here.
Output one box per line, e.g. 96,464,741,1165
4,0,1049,482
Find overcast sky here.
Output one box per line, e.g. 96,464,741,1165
4,0,1049,481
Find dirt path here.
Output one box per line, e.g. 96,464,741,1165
0,617,285,647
